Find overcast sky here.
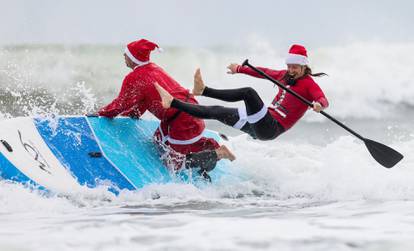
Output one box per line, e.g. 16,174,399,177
1,0,413,47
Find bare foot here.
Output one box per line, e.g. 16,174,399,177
215,145,236,161
192,68,206,96
154,83,173,108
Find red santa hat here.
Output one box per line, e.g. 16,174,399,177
124,39,161,65
285,44,309,65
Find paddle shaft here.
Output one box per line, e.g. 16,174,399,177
242,60,366,142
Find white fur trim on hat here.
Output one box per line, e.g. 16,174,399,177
285,53,309,65
124,47,149,66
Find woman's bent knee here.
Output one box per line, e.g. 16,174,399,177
242,87,259,98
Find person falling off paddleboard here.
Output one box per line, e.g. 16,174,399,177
96,39,235,181
155,44,329,141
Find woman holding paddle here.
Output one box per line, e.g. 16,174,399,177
155,44,329,141
155,44,403,168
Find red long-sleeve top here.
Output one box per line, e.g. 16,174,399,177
98,63,207,145
236,65,329,130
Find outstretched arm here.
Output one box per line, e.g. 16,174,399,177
227,63,285,80
98,76,146,118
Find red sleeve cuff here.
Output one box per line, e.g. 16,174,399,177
236,65,241,73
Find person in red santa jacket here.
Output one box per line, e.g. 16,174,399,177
155,44,329,141
95,39,235,181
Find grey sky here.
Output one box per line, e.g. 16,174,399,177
1,0,413,47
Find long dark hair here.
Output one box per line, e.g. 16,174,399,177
304,66,328,77
282,66,327,85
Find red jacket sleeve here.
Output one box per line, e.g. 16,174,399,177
308,81,329,108
236,65,285,80
98,75,147,118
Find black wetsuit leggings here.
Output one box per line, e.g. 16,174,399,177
185,150,218,182
171,86,285,141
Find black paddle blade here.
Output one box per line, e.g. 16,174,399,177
364,138,404,168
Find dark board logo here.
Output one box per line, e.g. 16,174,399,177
18,130,52,175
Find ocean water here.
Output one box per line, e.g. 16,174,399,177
0,42,413,251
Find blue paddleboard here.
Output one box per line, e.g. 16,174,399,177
0,116,230,194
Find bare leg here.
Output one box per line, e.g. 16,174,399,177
155,79,283,142
155,83,237,162
192,69,265,115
